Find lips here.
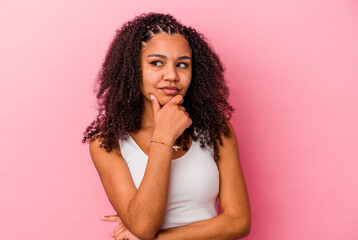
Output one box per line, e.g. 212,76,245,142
160,86,179,95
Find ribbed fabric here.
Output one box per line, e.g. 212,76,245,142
119,135,220,229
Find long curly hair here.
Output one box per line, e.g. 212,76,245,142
82,12,234,161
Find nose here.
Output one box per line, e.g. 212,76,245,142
164,64,179,81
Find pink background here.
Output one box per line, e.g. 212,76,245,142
1,0,357,239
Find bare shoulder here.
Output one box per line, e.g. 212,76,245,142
89,134,128,180
88,134,137,218
225,119,237,140
88,135,125,174
216,119,239,162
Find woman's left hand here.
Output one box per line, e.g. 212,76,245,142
101,215,142,240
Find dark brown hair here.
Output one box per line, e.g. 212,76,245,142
82,13,234,160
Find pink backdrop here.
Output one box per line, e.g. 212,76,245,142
1,0,357,239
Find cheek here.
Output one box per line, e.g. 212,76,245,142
183,73,192,88
141,78,162,98
141,73,155,91
181,77,192,96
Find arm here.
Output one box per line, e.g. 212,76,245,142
155,120,251,240
90,95,192,240
90,133,171,240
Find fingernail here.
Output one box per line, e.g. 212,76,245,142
150,94,154,100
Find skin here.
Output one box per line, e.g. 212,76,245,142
90,32,251,240
131,32,193,159
140,32,192,109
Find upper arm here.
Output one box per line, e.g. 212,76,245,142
89,137,137,222
216,120,251,230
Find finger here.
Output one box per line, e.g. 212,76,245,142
114,233,124,240
150,94,161,115
169,94,184,106
113,226,126,237
129,236,140,240
101,215,122,223
187,118,193,128
113,224,125,235
115,234,127,240
110,224,123,237
177,106,189,116
110,225,120,237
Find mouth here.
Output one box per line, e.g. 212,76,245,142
160,87,179,95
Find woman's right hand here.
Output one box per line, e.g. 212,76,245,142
150,94,192,144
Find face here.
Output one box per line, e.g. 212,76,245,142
140,32,192,106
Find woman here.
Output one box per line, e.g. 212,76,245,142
82,13,250,240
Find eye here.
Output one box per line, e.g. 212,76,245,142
177,62,189,68
150,61,163,67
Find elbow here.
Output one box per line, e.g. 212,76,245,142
120,207,162,239
132,232,156,240
235,216,251,238
129,223,159,240
226,213,250,239
240,217,251,237
131,230,155,240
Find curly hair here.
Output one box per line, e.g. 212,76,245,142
82,12,234,161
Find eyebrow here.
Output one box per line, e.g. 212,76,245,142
147,54,192,60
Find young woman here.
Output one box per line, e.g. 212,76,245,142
82,13,250,240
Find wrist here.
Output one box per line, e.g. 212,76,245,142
152,130,175,145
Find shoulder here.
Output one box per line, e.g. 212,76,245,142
89,132,122,153
218,119,238,151
89,133,123,170
212,119,241,169
225,119,236,136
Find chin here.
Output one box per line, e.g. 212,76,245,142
152,92,184,106
158,96,172,106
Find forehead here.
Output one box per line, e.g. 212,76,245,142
141,33,192,56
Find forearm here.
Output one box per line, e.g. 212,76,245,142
123,132,174,239
155,212,250,240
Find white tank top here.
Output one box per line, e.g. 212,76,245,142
119,135,220,229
